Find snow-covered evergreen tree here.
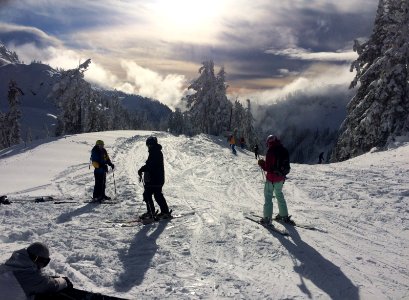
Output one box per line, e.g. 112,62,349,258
231,99,245,134
184,60,216,134
168,108,185,135
183,61,232,136
53,59,92,135
5,80,23,147
51,59,131,135
25,127,33,146
332,0,409,161
241,99,257,148
0,111,6,149
209,67,232,135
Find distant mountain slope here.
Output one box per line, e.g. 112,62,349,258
0,43,172,141
0,62,60,139
0,43,20,66
254,86,354,163
103,90,172,125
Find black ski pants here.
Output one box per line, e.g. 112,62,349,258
143,185,169,215
93,170,106,199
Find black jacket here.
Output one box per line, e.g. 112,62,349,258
139,144,165,186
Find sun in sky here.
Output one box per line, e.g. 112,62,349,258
148,0,227,42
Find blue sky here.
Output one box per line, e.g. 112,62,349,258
0,0,379,109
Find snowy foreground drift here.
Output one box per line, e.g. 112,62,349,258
0,131,408,299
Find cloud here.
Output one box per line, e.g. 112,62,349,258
266,47,358,62
238,63,355,106
0,23,60,48
46,50,188,111
0,0,12,7
119,60,186,110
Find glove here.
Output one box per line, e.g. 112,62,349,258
63,277,73,289
111,163,115,170
258,159,265,167
139,175,142,183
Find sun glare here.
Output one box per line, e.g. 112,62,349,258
151,0,225,39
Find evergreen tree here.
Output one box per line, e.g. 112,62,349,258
53,59,92,135
231,99,245,135
242,99,256,147
0,111,6,149
168,108,185,135
183,60,231,136
210,67,232,135
5,80,23,147
184,60,216,134
51,59,131,135
332,0,409,161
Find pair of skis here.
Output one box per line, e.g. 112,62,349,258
105,211,195,227
1,195,78,204
245,214,318,236
57,287,128,299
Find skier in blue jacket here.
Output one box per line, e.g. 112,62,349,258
91,140,115,201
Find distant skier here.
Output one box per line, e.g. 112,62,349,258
253,144,260,159
91,140,115,202
228,134,237,155
257,135,294,225
318,152,325,164
0,242,73,299
138,136,171,220
240,137,246,149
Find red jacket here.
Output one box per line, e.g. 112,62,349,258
259,141,286,183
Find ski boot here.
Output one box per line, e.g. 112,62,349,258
274,214,295,225
259,217,272,226
139,212,152,219
156,211,172,220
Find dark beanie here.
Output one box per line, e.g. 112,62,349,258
27,242,50,259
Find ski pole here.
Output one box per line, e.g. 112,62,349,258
259,167,266,181
112,171,117,196
137,176,145,213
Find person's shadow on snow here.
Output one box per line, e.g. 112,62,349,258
278,227,359,300
114,221,167,292
55,203,96,223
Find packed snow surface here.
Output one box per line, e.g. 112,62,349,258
0,131,408,299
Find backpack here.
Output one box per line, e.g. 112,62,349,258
272,145,291,177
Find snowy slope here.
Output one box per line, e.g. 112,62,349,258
0,131,408,299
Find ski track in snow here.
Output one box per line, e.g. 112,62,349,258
1,131,408,299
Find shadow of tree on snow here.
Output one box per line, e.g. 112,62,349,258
114,221,167,292
278,227,359,300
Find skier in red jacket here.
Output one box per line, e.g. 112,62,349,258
257,135,293,225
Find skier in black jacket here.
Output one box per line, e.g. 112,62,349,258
138,136,171,220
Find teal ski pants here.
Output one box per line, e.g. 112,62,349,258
263,181,288,219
